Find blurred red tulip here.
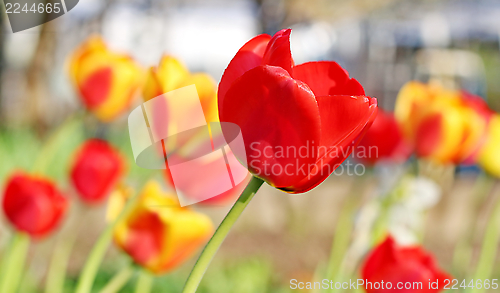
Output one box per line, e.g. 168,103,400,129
2,173,68,237
357,109,411,166
362,236,451,293
218,29,377,193
70,139,124,204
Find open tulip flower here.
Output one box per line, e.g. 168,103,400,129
357,109,411,166
69,36,143,122
362,236,452,292
395,81,491,164
218,29,378,192
70,139,125,204
108,181,213,274
3,173,68,237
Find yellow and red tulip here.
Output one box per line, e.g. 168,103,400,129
108,181,213,274
70,139,125,204
2,173,68,238
477,114,500,177
69,36,143,122
395,81,490,164
142,55,218,122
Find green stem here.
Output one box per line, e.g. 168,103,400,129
182,176,264,293
134,270,153,293
469,184,500,293
324,197,357,289
99,264,135,293
75,194,140,293
0,233,30,293
45,207,88,293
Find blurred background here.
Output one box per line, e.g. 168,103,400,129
1,0,500,292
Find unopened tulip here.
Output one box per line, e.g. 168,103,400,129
362,236,452,292
70,139,124,204
218,29,377,193
3,173,68,237
108,181,213,274
69,36,143,122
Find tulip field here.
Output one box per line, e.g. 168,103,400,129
1,1,500,293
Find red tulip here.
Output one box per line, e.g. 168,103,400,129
218,29,377,192
362,236,451,292
357,109,411,166
70,139,124,204
2,173,68,237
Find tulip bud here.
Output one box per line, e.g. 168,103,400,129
2,173,68,237
70,139,124,204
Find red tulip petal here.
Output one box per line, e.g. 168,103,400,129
285,96,377,193
357,109,411,165
221,65,321,188
262,29,294,75
362,236,453,293
362,236,398,280
218,34,271,116
239,33,272,55
3,174,68,237
122,212,164,265
415,113,442,158
79,67,112,109
293,61,365,97
317,95,376,148
71,139,123,204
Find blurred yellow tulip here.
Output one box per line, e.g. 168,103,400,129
108,181,213,274
68,36,143,122
477,115,500,177
395,81,489,164
142,55,218,122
